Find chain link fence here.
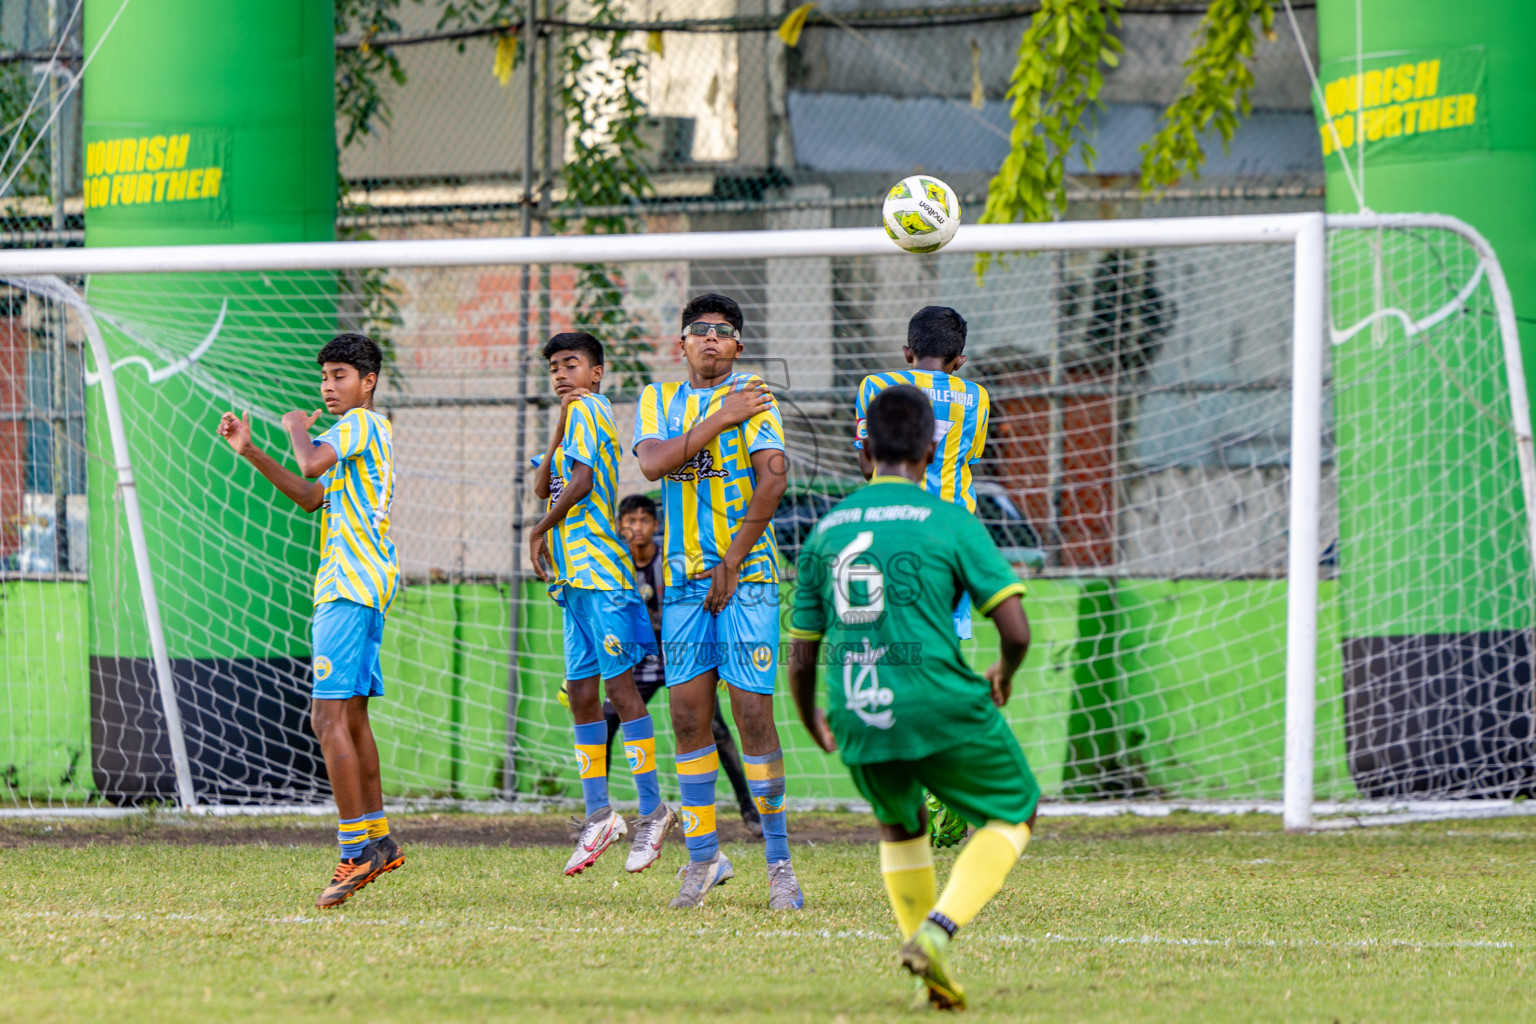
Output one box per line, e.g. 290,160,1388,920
1,1,1325,578
2,2,1324,244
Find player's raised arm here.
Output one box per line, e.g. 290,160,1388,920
216,410,326,513
528,394,599,581
534,386,588,500
285,408,339,479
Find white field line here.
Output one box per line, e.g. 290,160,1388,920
11,797,1536,823
5,908,1521,954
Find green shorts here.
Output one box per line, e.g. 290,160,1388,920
846,717,1041,835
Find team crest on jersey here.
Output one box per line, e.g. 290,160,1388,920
313,656,332,681
751,644,773,672
681,808,701,835
625,743,648,773
603,633,624,657
575,749,592,775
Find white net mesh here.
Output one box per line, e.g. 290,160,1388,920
0,218,1531,812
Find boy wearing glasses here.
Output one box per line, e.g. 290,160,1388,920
631,293,803,910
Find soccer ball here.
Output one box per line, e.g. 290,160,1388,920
882,174,961,254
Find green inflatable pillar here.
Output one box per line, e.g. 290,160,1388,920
1317,1,1536,796
82,1,336,802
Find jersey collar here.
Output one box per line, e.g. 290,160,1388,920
869,475,919,487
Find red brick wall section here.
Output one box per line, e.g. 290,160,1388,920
0,318,23,558
990,367,1118,570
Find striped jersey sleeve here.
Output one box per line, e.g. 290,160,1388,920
851,373,885,451
739,374,786,454
632,383,669,450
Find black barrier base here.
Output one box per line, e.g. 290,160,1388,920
90,656,330,806
1343,631,1536,799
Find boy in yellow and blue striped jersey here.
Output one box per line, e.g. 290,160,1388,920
854,306,991,640
854,307,992,851
216,334,404,910
528,332,673,878
631,293,804,911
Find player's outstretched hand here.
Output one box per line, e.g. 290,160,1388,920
810,707,837,753
281,408,322,434
984,661,1012,707
698,559,741,614
717,381,772,426
217,411,253,457
529,529,551,583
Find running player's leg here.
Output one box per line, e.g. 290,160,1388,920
914,719,1041,959
720,581,801,909
924,593,975,851
845,759,956,1006
848,761,936,939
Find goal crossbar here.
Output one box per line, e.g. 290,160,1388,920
2,210,1526,831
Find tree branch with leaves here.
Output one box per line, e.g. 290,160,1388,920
981,0,1279,229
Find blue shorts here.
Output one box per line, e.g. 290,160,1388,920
954,592,973,641
661,579,780,694
312,598,385,700
560,587,652,682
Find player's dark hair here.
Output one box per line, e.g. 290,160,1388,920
866,384,935,466
542,331,605,367
618,494,658,519
907,305,967,362
680,293,745,334
317,333,382,379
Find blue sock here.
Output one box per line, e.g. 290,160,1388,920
574,720,609,817
621,715,661,815
676,744,720,862
337,815,369,859
745,748,790,863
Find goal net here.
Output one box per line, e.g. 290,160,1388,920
1,213,1531,824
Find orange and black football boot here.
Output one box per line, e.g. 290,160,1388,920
316,844,384,909
368,834,405,880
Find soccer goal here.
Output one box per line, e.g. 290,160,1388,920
0,211,1530,830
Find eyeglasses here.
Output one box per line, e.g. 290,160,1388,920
683,321,740,340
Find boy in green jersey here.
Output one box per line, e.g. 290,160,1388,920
787,385,1037,1010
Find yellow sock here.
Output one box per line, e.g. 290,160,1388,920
365,813,389,841
879,836,937,939
930,820,1030,932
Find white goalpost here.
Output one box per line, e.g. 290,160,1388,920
0,211,1529,832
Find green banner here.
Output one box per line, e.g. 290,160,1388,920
81,123,230,224
1314,46,1489,167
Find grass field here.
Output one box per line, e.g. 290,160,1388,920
2,810,1534,1023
